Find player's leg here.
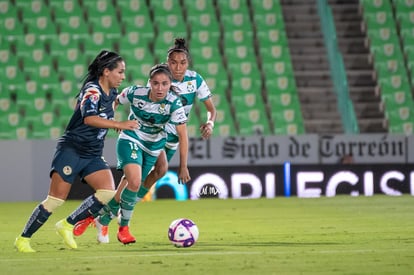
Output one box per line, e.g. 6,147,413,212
117,163,142,244
56,157,115,248
73,175,127,239
15,147,78,252
93,175,127,243
15,172,69,252
135,150,169,203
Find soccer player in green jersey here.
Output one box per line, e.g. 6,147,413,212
95,63,190,244
74,38,216,244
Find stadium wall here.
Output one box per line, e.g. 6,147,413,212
1,134,414,202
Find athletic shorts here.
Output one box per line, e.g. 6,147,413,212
51,146,110,184
116,138,159,181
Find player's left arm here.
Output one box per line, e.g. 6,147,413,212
176,122,191,184
200,97,217,139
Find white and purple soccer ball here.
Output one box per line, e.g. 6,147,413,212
168,218,199,248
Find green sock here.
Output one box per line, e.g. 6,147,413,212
99,198,120,226
119,188,137,227
137,185,149,199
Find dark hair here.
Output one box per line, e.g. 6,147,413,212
149,63,173,80
167,38,190,60
82,50,123,87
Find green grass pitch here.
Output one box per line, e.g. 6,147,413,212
1,196,414,274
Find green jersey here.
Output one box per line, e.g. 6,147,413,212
117,85,186,156
166,70,212,149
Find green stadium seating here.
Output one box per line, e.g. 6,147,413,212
210,93,237,137
0,111,28,139
82,0,113,14
186,110,201,138
118,1,154,44
0,2,24,41
377,73,411,94
192,61,228,96
374,58,407,80
360,0,392,13
262,59,294,78
121,21,153,49
393,0,414,12
385,102,414,125
380,89,412,108
250,0,282,16
388,120,413,135
366,27,399,50
119,48,154,84
273,118,305,135
237,107,271,136
29,119,62,140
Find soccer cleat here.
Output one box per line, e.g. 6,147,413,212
56,219,77,249
117,226,136,244
95,218,109,243
14,236,36,253
73,216,95,236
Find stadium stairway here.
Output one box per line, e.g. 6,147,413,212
281,0,388,133
280,0,343,133
329,0,387,132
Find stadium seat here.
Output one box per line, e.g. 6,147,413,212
119,48,155,84
385,102,414,125
1,61,26,90
150,0,187,54
262,59,294,79
265,74,298,94
380,89,411,109
359,0,393,13
0,2,24,41
250,0,282,16
210,93,237,137
237,107,271,136
192,61,229,96
152,13,187,62
376,68,411,91
0,109,28,140
230,71,262,94
366,27,399,49
273,118,305,135
29,119,62,140
388,120,413,135
186,111,201,138
118,1,154,44
18,1,57,42
216,0,250,16
121,22,153,50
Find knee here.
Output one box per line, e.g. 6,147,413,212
41,195,65,212
153,159,168,178
95,189,116,204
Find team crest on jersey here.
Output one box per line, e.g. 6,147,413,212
187,81,195,93
63,166,72,175
81,89,100,107
158,103,166,114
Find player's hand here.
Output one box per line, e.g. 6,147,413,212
117,120,140,131
200,123,213,139
178,166,191,184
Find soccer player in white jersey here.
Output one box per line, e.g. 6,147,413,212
74,38,216,244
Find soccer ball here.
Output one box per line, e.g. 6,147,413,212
168,218,199,248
